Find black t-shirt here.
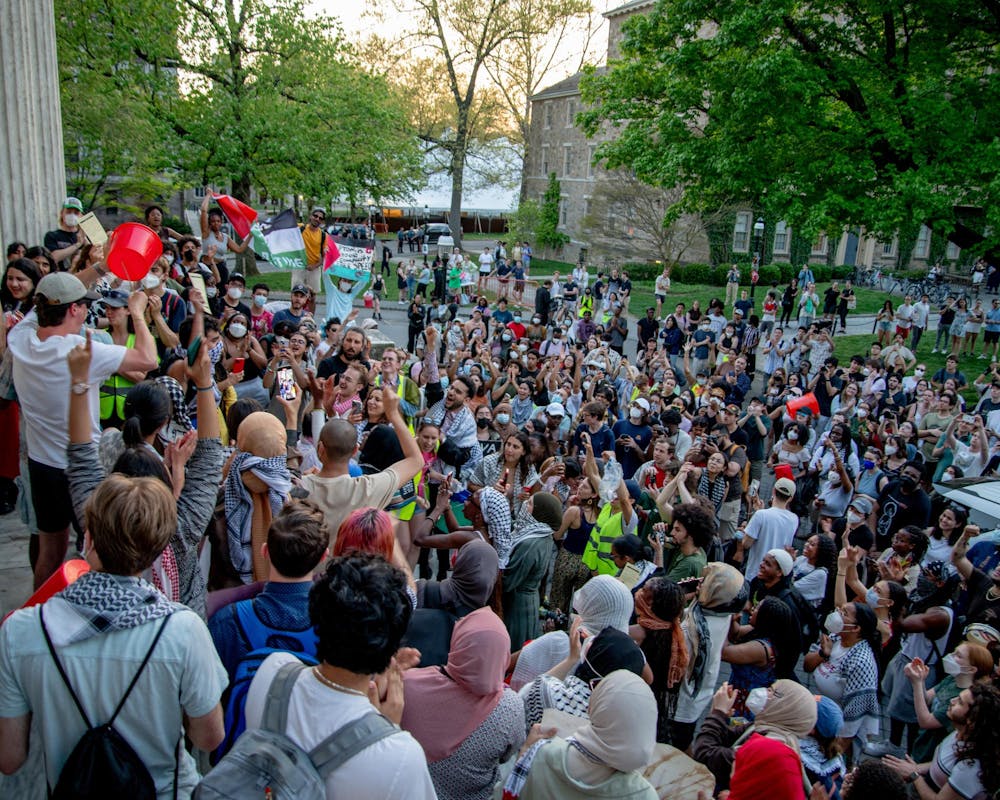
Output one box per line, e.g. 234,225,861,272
43,228,79,268
637,317,658,345
215,299,252,320
965,568,1000,627
875,482,931,550
316,354,371,380
813,372,843,415
832,518,875,552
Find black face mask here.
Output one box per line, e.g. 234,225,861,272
476,418,490,429
900,475,918,492
182,250,195,261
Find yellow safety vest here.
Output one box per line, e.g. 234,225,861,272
100,334,137,422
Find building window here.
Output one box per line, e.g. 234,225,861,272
587,145,596,179
543,103,553,129
193,186,206,198
566,99,576,127
946,240,960,260
914,225,931,259
811,233,828,256
559,196,568,226
732,212,751,253
563,145,572,177
773,221,790,254
583,197,591,218
541,145,549,177
881,239,896,257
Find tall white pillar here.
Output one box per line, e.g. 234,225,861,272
0,0,66,250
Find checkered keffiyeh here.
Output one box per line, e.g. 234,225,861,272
224,451,291,583
502,738,553,800
43,572,178,647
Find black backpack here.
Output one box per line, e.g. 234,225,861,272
400,581,470,667
41,609,176,800
775,584,821,654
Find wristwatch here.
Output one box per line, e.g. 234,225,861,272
71,382,90,395
906,771,921,784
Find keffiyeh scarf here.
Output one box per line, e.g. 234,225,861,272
224,451,291,583
43,572,177,647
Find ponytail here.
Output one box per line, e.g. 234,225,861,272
121,381,172,448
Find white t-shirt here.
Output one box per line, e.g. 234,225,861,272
743,506,799,578
479,252,494,273
245,653,437,800
8,314,126,469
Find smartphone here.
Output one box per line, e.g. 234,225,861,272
78,212,108,246
351,399,363,416
231,358,244,373
187,272,211,313
276,367,297,401
186,335,202,367
963,414,975,424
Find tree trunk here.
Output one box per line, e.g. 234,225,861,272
231,174,259,276
449,148,465,248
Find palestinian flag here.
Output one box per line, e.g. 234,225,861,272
211,194,258,239
248,209,307,271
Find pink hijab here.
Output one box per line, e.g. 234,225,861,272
401,607,510,762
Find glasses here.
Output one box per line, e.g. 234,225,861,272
311,213,325,220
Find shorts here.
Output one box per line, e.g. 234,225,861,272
514,280,525,292
895,325,910,338
655,294,666,303
984,329,1000,344
290,267,321,294
877,320,892,332
28,458,79,534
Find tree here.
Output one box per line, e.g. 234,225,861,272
536,172,568,256
506,198,541,244
579,0,1000,250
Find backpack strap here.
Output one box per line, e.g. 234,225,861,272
261,661,308,734
309,712,399,777
234,599,273,652
40,607,172,729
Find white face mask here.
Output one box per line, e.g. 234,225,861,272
629,408,643,422
206,285,218,298
64,213,80,227
228,323,247,339
856,408,868,418
914,369,925,377
787,430,799,441
745,687,769,716
824,610,845,635
884,444,898,456
847,510,864,524
227,287,243,301
942,654,973,676
828,471,841,485
141,274,161,290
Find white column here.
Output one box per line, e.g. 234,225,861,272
0,0,66,250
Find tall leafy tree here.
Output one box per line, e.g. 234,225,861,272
579,0,1000,247
536,172,568,255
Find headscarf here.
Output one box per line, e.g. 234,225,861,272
728,733,805,800
571,670,657,775
572,574,634,635
510,631,570,691
479,487,514,567
686,563,747,693
575,626,647,683
635,584,689,689
437,539,498,611
401,607,510,762
735,678,817,757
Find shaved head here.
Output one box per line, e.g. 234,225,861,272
319,418,359,460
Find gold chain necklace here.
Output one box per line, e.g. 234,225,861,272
312,666,367,697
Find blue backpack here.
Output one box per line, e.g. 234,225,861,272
214,600,318,761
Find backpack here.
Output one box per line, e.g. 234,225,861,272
399,581,466,667
195,661,399,800
41,609,176,800
215,600,319,760
775,584,821,654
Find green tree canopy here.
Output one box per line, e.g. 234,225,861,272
579,0,1000,248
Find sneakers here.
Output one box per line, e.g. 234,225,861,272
932,348,938,353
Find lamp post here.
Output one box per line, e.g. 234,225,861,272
424,204,429,225
752,217,764,298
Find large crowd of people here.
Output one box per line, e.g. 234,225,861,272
1,198,1000,799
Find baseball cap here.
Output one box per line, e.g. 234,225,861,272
544,402,565,417
767,548,794,576
725,403,741,414
291,284,310,295
36,272,100,305
733,308,744,316
311,206,326,217
634,397,651,412
101,289,130,308
229,272,246,285
773,477,797,498
849,496,873,515
62,196,84,211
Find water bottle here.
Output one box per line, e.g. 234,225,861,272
598,458,623,504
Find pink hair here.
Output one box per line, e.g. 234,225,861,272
333,506,395,559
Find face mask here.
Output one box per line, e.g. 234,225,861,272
943,471,956,481
583,380,592,391
787,430,799,441
824,610,845,635
942,654,971,676
227,287,243,300
495,413,510,425
900,475,918,491
532,317,541,324
629,408,643,422
856,408,868,418
862,368,871,377
513,316,522,323
518,343,529,353
476,418,490,429
141,274,161,290
228,323,247,339
769,388,780,396
884,444,898,456
828,471,840,484
64,213,80,226
864,587,883,610
862,459,875,470
208,340,224,365
914,369,925,377
502,333,512,342
440,376,450,390
206,285,218,298
253,294,267,308
182,250,195,261
700,324,710,331
745,687,769,716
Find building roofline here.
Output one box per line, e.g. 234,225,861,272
603,0,655,19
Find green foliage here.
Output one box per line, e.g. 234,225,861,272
757,264,781,285
507,200,541,245
578,0,1000,256
536,173,569,254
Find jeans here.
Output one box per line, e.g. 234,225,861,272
911,325,924,348
934,324,950,349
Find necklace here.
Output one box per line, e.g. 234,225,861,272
987,586,1000,602
312,666,367,697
